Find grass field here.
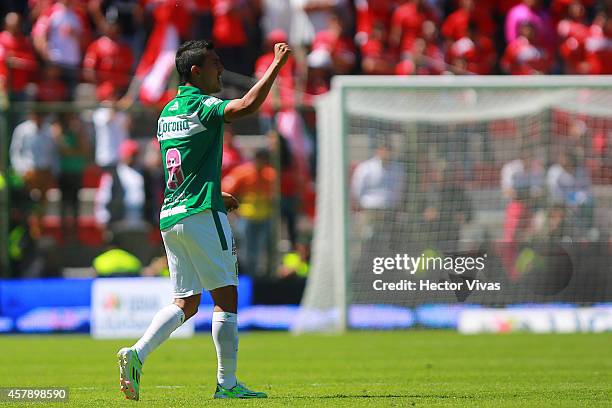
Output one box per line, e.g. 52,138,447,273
0,331,610,407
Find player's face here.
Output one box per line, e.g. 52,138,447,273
197,51,224,94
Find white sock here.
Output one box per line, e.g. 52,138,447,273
132,304,185,364
212,311,238,389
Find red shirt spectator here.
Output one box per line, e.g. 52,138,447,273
551,0,596,23
397,20,444,75
448,30,497,74
311,12,356,74
83,21,134,92
255,30,295,117
441,0,495,42
211,0,247,47
502,21,554,75
37,65,69,101
584,18,612,74
390,0,439,52
0,13,37,93
141,0,192,38
355,0,394,45
558,1,590,73
361,22,396,74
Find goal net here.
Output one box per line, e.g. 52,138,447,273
293,76,612,333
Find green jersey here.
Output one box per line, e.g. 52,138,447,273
157,85,230,230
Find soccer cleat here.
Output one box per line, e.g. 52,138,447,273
117,347,143,401
213,382,268,399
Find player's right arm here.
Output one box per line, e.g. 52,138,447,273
223,43,291,122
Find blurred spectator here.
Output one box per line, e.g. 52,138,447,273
92,83,131,170
396,20,445,75
305,46,332,97
83,15,134,96
558,0,591,73
95,139,146,228
501,187,533,280
310,10,356,75
211,0,250,75
87,0,145,56
360,21,396,75
546,150,595,237
441,0,495,43
501,20,554,75
290,0,347,48
9,111,58,238
36,63,69,102
221,125,245,178
190,0,214,41
0,12,37,100
390,0,439,53
223,148,277,277
255,30,296,134
354,0,394,46
31,0,90,99
50,113,90,239
447,21,497,75
547,150,592,205
505,0,556,52
420,162,472,249
351,141,405,211
501,145,545,200
584,12,612,74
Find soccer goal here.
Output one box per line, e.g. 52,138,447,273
292,75,612,333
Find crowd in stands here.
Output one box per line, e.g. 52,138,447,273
3,0,612,106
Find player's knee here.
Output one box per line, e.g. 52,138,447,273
174,296,200,320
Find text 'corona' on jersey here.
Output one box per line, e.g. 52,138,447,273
157,113,206,141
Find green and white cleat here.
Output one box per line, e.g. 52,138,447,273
213,382,268,399
117,347,143,401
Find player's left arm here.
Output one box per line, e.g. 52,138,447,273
223,43,291,122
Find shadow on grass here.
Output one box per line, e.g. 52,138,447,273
288,394,474,399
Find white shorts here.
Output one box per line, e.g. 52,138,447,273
162,209,238,298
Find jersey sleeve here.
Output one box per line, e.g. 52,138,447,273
197,97,231,125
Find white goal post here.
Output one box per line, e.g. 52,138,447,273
292,75,612,334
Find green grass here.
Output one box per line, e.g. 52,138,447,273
0,331,610,407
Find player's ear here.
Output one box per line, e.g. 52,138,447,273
190,65,200,80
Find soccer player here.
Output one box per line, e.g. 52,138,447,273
117,39,291,400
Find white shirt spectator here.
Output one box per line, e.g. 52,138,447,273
547,164,592,205
92,107,129,168
95,163,145,225
501,158,544,197
9,119,58,176
351,156,405,210
32,3,84,67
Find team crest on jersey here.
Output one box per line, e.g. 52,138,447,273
157,111,206,141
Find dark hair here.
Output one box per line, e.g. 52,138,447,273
175,40,214,85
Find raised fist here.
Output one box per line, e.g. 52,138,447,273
273,43,291,66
